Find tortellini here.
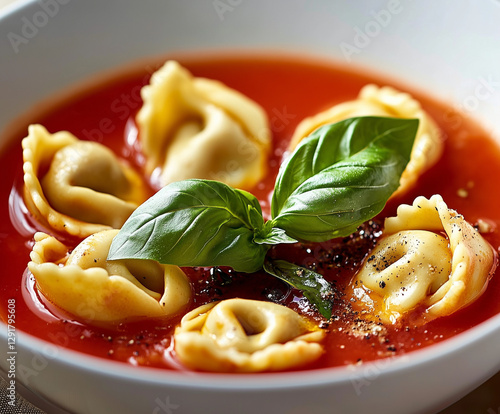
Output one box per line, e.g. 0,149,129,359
350,195,496,325
22,124,148,237
289,85,443,197
28,230,192,324
174,299,325,372
136,60,271,189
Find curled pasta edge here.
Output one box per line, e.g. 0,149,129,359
28,232,192,324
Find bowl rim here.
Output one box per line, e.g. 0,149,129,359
1,0,500,395
0,0,35,20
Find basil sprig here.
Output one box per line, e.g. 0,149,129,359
108,116,419,318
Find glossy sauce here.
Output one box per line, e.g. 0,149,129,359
1,53,500,372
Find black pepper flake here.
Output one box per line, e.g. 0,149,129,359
319,320,330,329
263,287,288,304
296,269,305,277
209,266,234,286
379,280,386,289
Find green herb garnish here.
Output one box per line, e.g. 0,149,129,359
107,179,270,273
108,116,419,319
272,116,418,241
263,258,334,319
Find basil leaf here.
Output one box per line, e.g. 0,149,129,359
263,258,333,319
108,179,269,273
254,222,298,245
271,116,418,242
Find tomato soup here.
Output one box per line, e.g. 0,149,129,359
1,53,500,372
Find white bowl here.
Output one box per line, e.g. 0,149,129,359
1,1,500,413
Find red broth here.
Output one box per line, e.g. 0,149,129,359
1,53,500,372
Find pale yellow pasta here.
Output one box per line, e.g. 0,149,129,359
136,60,271,189
22,124,147,237
350,195,496,325
174,298,325,372
28,230,192,324
289,85,443,197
